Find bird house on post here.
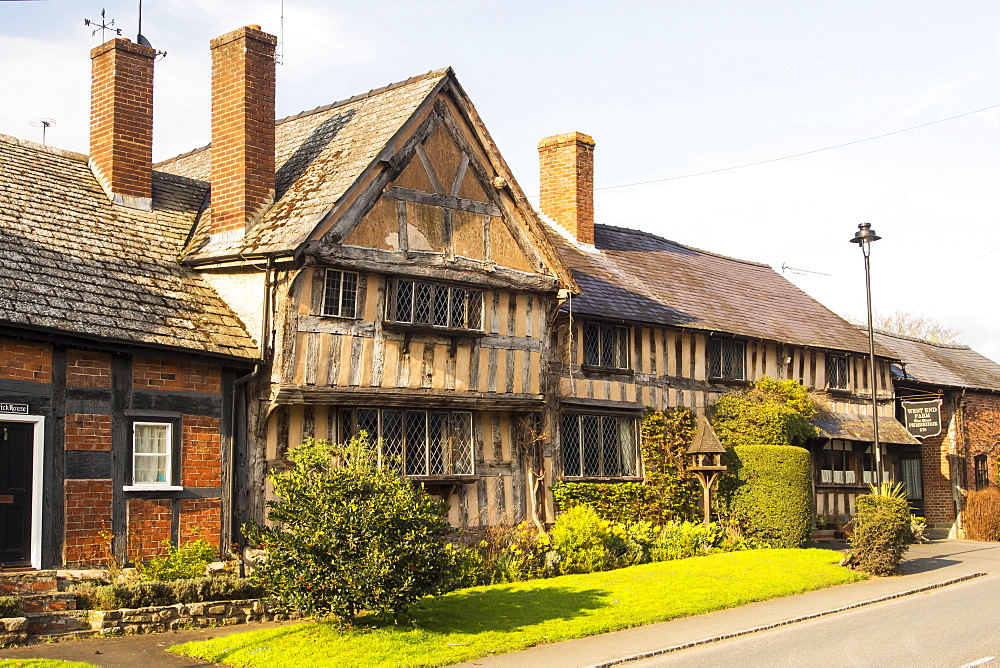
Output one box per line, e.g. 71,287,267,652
687,416,728,525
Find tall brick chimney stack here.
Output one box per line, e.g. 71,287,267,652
537,132,595,245
90,38,156,210
210,25,277,238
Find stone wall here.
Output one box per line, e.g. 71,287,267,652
88,599,300,636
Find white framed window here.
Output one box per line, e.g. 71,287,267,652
826,354,850,390
322,269,359,318
387,279,483,331
820,439,856,485
582,322,630,369
125,421,182,491
561,413,638,478
710,339,746,380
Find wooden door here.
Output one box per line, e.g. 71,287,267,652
0,422,33,565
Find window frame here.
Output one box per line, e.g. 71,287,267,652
819,439,857,485
385,278,484,332
560,412,640,479
338,407,476,478
321,268,360,319
124,418,183,491
709,338,746,380
582,321,631,370
975,454,989,491
826,354,850,390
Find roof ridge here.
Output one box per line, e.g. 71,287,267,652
866,326,970,350
155,67,452,168
595,223,771,268
0,132,88,163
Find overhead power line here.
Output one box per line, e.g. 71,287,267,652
595,102,1000,192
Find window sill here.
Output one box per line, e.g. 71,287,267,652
560,476,643,483
709,377,750,386
580,364,634,376
383,321,485,338
123,485,184,492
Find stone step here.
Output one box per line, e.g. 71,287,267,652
19,592,78,614
24,610,90,636
0,617,28,648
0,570,58,596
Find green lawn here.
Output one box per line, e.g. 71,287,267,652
171,548,863,667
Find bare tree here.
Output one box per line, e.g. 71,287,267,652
847,309,961,345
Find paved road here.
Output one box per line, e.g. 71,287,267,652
633,572,1000,667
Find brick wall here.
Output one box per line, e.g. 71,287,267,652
961,392,1000,492
179,498,222,548
132,357,221,393
182,415,223,487
66,350,112,387
538,132,596,244
0,338,52,383
210,25,276,236
65,413,112,451
128,498,173,560
89,38,155,202
64,480,113,566
920,410,954,526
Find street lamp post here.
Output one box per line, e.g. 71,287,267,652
850,222,882,485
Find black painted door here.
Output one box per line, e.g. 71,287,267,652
0,422,32,565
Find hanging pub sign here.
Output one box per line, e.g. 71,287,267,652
0,402,29,414
901,399,942,438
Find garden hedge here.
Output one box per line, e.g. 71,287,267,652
722,444,812,548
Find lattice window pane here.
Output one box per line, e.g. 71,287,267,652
583,322,600,366
340,272,358,319
712,339,745,379
427,412,448,475
451,288,467,328
581,415,602,476
322,270,342,316
467,291,483,330
614,326,628,368
432,285,450,327
600,324,615,368
394,280,413,322
414,282,432,324
357,409,379,445
404,411,427,475
618,418,637,476
561,415,580,477
452,412,473,475
709,340,722,378
601,416,620,477
381,410,404,472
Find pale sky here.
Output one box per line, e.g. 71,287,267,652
3,1,999,362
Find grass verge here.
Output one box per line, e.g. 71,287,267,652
171,548,863,667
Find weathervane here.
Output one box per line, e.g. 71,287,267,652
84,8,122,40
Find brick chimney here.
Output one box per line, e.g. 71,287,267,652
89,38,156,210
210,25,277,239
538,132,595,244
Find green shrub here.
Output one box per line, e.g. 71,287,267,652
551,482,652,524
137,536,216,582
0,595,23,618
651,521,723,561
720,444,812,548
550,505,624,574
246,437,455,623
71,576,262,610
847,483,912,575
963,488,1000,541
712,377,818,448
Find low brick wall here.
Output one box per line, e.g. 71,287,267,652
88,599,300,636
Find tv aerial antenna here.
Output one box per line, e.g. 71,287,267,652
28,118,56,145
781,263,831,277
84,8,122,41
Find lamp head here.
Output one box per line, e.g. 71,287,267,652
850,222,881,245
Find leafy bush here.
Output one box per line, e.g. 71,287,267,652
846,483,912,575
712,377,818,448
550,505,621,574
71,576,263,610
245,437,455,623
651,521,723,561
963,488,1000,541
137,535,216,582
0,595,23,618
719,444,812,548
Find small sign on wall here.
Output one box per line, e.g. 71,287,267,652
902,399,942,438
0,402,29,415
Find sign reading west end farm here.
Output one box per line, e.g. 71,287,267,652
902,400,942,438
0,402,29,414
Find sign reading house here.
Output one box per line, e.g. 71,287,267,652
0,402,29,415
902,400,942,438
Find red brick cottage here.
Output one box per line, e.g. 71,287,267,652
0,38,259,569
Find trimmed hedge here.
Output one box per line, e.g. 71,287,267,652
848,492,911,575
721,444,812,548
71,576,263,611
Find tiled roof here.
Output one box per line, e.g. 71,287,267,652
0,133,258,360
551,224,892,357
873,331,1000,392
157,68,450,261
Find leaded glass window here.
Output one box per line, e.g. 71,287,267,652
322,269,359,318
561,414,638,478
826,354,850,390
582,322,630,369
709,339,746,380
388,279,483,330
342,408,474,477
